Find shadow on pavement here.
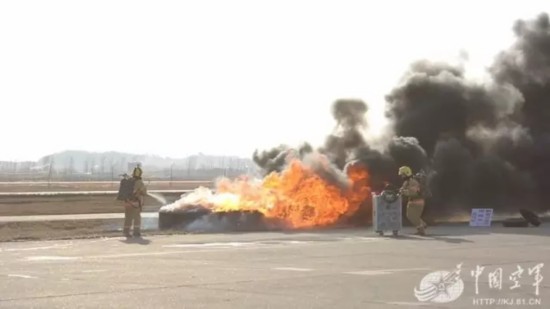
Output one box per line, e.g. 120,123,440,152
119,237,152,245
429,223,550,237
373,224,550,243
387,233,475,244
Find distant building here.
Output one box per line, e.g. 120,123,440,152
0,161,15,172
0,161,35,172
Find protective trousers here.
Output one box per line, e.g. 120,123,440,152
406,199,426,228
123,203,141,235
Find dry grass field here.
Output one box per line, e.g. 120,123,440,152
0,193,185,217
0,218,184,242
0,181,210,217
0,180,213,192
0,181,209,241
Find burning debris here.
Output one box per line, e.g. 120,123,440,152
160,12,550,231
159,156,371,231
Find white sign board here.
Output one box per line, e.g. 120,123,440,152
469,208,494,227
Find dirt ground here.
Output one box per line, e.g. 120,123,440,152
0,180,204,217
0,180,212,192
0,181,207,242
0,219,189,242
0,181,510,243
0,193,185,216
0,192,191,242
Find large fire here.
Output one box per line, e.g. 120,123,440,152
162,157,372,229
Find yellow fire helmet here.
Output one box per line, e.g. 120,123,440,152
398,166,412,177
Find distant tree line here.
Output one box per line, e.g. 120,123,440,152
0,151,260,181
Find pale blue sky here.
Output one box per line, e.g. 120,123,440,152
0,0,548,161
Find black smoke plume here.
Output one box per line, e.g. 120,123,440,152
321,99,369,169
251,12,550,219
252,145,290,175
252,142,315,175
385,12,550,215
254,99,429,194
490,12,550,211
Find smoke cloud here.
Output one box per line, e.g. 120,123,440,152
252,145,290,175
383,12,550,215
321,99,369,169
248,12,550,218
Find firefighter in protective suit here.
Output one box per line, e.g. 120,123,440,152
398,166,427,235
123,167,147,237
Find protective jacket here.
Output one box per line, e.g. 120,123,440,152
133,179,147,197
400,177,422,200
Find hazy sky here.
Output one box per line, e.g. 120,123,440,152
1,0,548,161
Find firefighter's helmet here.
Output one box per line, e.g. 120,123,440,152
398,166,412,177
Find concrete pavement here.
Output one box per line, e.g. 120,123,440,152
0,226,549,308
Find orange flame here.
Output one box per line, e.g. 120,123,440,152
194,158,373,229
344,161,372,219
